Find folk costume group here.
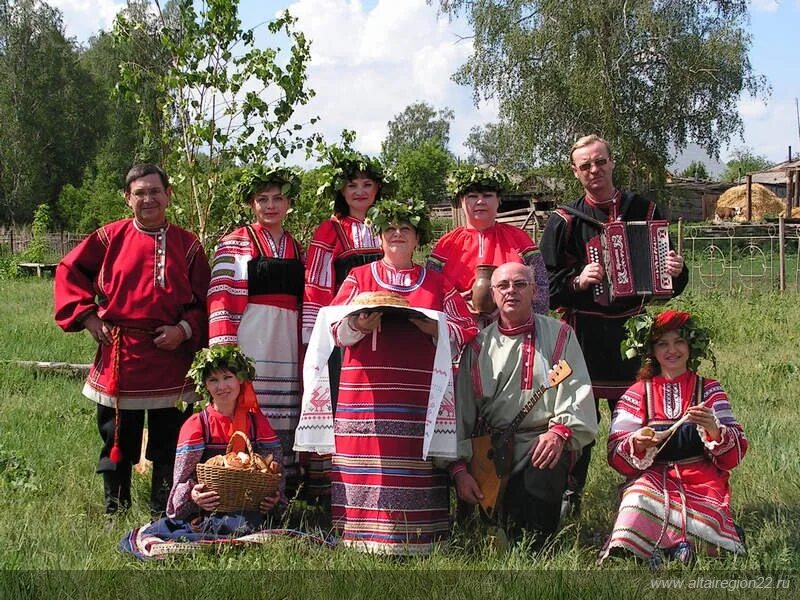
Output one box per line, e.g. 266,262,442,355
54,135,747,566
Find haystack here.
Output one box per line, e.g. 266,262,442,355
716,183,785,221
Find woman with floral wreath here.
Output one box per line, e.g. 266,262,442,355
600,309,748,565
296,198,478,555
120,346,283,557
207,166,304,496
301,148,395,506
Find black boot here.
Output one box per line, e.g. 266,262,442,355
103,465,132,515
149,461,174,518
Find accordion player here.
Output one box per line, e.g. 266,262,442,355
585,220,673,306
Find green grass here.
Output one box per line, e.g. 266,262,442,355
0,280,797,598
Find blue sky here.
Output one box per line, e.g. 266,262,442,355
52,0,800,174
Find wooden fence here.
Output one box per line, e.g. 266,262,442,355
4,216,800,292
0,228,86,257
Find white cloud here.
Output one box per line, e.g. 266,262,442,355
749,0,780,12
729,98,799,164
738,98,771,121
49,0,126,42
286,0,495,161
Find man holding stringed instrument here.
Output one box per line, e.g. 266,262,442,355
451,262,597,547
539,135,689,518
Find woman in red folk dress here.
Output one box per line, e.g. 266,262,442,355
302,198,477,555
301,149,395,506
207,166,304,496
600,310,747,566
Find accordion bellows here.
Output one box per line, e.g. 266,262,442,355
586,220,673,305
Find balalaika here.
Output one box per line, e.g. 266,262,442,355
586,220,673,306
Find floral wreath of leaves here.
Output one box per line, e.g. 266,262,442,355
235,165,302,205
315,145,397,204
620,312,715,373
366,197,433,246
187,345,256,404
446,164,514,203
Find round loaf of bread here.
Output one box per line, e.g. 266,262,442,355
351,291,410,307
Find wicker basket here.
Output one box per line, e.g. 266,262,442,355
196,430,281,513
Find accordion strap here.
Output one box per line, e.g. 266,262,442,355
558,204,606,230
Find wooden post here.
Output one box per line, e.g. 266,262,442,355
779,215,786,291
8,229,13,254
677,217,684,256
795,169,800,209
745,174,752,222
787,171,794,216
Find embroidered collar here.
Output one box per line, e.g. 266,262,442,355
584,189,621,214
133,219,169,235
370,260,425,292
498,315,534,337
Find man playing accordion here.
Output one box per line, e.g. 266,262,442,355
539,135,688,517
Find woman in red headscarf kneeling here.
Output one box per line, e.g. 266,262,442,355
599,310,748,565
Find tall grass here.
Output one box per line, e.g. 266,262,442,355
0,280,797,598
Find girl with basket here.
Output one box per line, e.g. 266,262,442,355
121,346,283,553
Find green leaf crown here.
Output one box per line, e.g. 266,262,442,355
367,197,433,246
235,165,302,205
316,145,396,203
620,311,715,373
447,164,514,205
188,345,256,403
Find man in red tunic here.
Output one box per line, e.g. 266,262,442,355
54,163,211,516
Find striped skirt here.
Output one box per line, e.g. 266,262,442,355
601,459,746,560
331,320,450,555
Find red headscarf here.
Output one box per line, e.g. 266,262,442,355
228,380,259,453
652,310,691,337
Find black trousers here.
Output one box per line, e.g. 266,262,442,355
96,404,188,471
96,404,190,513
501,451,572,544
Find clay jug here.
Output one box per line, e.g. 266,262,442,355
472,264,497,313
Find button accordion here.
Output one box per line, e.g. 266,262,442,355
586,220,673,306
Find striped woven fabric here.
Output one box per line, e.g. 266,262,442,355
601,372,748,561
331,320,451,555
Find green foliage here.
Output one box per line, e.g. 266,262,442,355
17,204,53,263
115,0,319,244
0,443,39,493
680,161,710,180
439,0,769,192
0,0,105,224
463,121,534,174
381,102,454,166
721,147,773,182
57,175,129,233
447,163,514,202
285,167,331,247
393,140,454,207
367,197,433,246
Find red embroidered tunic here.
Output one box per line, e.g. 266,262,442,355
602,371,747,559
302,215,382,341
427,222,549,315
54,219,210,408
327,260,477,554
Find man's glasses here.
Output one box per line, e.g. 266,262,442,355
576,158,609,172
130,188,165,199
492,280,531,292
